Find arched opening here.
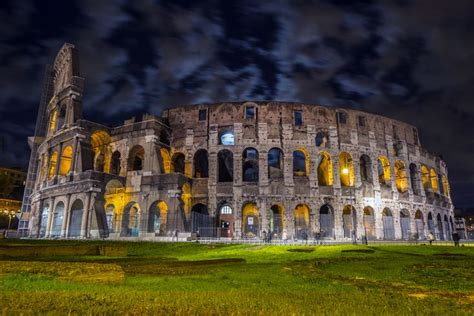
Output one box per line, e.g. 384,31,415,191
400,209,410,240
444,215,451,240
377,156,391,186
40,155,48,182
449,216,454,238
91,130,111,173
190,204,210,236
219,204,234,238
110,151,121,175
68,199,83,237
171,152,185,174
218,150,233,182
415,210,424,239
59,146,73,176
148,201,168,235
315,131,329,147
436,213,444,240
427,212,435,236
242,202,259,238
269,204,284,238
442,175,450,197
421,165,430,191
219,130,234,145
128,145,145,171
363,207,375,240
193,149,209,178
339,152,354,187
57,104,67,129
395,160,408,193
382,208,395,240
39,203,49,237
295,204,310,239
105,204,116,236
319,204,334,238
48,151,58,179
317,151,333,186
293,149,309,177
160,148,171,174
49,109,57,133
242,148,259,182
342,205,356,238
268,148,283,179
410,163,420,195
430,169,439,193
360,155,372,183
121,202,140,237
51,201,65,237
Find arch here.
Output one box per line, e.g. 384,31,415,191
49,109,57,133
319,204,334,238
430,168,439,193
105,204,116,235
219,204,234,238
110,151,121,175
409,163,420,195
190,203,210,235
59,146,73,176
193,149,209,178
160,148,171,173
359,155,372,183
39,203,50,237
377,156,391,186
48,151,58,179
315,131,329,148
68,199,84,237
128,145,145,171
395,160,408,193
181,183,192,221
363,206,375,240
342,205,356,238
293,148,309,177
268,148,283,179
57,104,67,129
242,202,259,238
40,154,48,181
242,148,259,182
382,208,395,240
269,204,284,237
442,175,450,197
400,209,410,240
51,201,65,237
436,213,444,240
148,201,168,235
415,210,424,239
218,150,233,182
339,152,354,187
171,152,185,174
317,151,333,186
219,130,235,145
295,204,310,239
427,212,435,236
91,130,111,173
121,202,140,237
105,179,123,194
421,165,430,191
444,215,451,240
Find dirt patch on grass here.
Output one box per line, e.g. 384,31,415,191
287,248,315,253
341,249,375,253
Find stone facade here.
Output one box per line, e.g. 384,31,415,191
22,44,455,241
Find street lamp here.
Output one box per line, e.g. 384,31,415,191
2,209,17,237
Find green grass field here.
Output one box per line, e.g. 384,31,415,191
0,240,473,315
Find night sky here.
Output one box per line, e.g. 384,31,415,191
0,0,473,209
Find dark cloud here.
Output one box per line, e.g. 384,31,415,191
0,0,473,208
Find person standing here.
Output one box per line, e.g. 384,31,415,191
428,231,435,245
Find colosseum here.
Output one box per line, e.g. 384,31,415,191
20,43,455,242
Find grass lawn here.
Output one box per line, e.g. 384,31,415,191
0,240,473,315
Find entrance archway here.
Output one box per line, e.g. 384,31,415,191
51,202,64,237
319,204,334,238
39,204,49,237
363,207,375,240
382,208,395,240
269,204,284,238
436,213,444,240
342,205,356,239
121,202,140,237
148,201,168,236
190,204,211,236
415,210,424,239
242,202,259,238
219,204,234,238
295,204,310,239
68,199,83,237
400,209,410,240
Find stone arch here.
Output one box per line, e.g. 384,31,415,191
363,206,376,240
148,201,168,235
49,109,57,133
315,130,329,148
219,130,235,145
159,148,171,174
294,204,310,239
415,210,424,239
444,214,451,240
442,175,450,197
39,202,50,237
319,204,334,238
242,147,259,182
110,150,121,175
430,168,439,193
193,149,209,178
342,205,357,238
269,204,284,237
128,145,145,171
51,201,65,237
382,208,395,240
218,203,234,238
242,202,259,238
171,152,185,174
121,202,140,237
377,156,391,186
360,155,372,183
105,204,117,235
293,148,309,177
268,147,284,179
400,209,410,240
395,160,408,193
421,165,430,191
339,152,354,187
218,149,233,182
190,203,209,235
317,151,333,186
68,199,84,237
427,212,435,236
436,213,444,240
409,163,420,195
48,151,58,179
57,104,67,130
59,146,73,176
91,130,111,173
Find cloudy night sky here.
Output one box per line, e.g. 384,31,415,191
0,0,473,209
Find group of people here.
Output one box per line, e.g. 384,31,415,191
427,231,461,246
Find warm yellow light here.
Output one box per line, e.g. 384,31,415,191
342,168,349,175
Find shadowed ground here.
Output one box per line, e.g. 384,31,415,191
0,240,473,315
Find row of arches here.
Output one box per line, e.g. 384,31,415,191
38,199,84,238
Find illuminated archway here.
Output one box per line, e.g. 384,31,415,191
430,169,439,193
421,165,430,191
39,203,49,237
293,148,309,177
339,152,354,187
395,160,408,193
377,156,391,186
49,109,57,133
48,152,58,179
442,175,450,197
342,205,356,238
363,206,375,240
160,148,171,173
415,210,424,239
121,202,140,237
242,202,259,238
181,183,192,221
59,146,73,176
91,130,111,173
295,204,310,239
317,151,333,186
148,201,168,235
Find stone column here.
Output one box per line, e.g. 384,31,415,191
81,192,91,238
61,194,71,237
45,197,55,238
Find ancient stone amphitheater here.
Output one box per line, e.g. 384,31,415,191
20,44,455,242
